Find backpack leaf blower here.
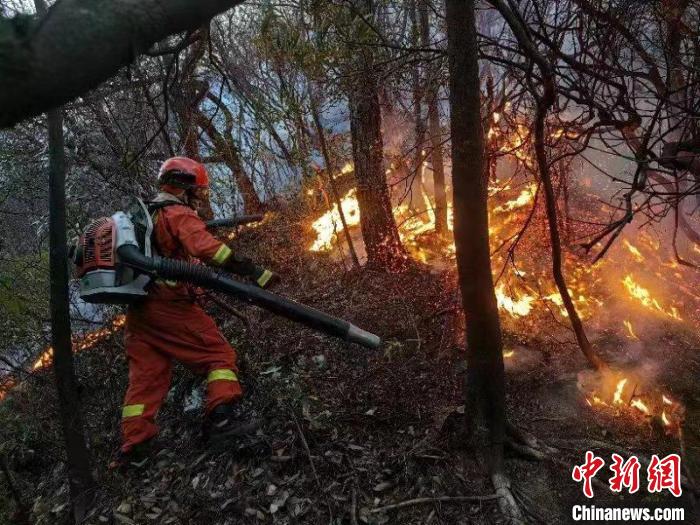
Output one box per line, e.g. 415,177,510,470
69,200,380,349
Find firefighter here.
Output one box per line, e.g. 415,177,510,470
113,156,275,468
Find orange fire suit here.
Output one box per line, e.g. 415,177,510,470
121,196,241,453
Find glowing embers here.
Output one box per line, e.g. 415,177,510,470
579,369,685,436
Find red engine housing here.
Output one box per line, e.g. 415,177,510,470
75,217,116,277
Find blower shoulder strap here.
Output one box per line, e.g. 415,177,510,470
146,200,185,258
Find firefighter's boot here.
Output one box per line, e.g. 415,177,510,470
203,403,262,449
108,439,155,471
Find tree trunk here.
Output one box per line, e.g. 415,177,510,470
47,107,96,523
409,0,426,212
447,0,504,458
348,74,407,270
349,77,406,270
446,0,513,509
343,0,406,271
419,0,448,235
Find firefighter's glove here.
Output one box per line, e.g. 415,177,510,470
222,253,279,289
222,253,258,277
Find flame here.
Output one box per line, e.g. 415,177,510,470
623,240,644,262
495,284,535,317
309,189,361,252
0,315,126,401
493,184,537,213
36,315,127,370
630,398,650,414
580,370,684,435
613,378,628,405
661,411,670,425
623,320,639,340
304,109,689,439
498,124,535,168
503,349,515,358
622,274,682,320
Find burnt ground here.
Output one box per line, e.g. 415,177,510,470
1,207,698,524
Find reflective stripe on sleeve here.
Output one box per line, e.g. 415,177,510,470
257,269,273,288
207,369,238,383
122,404,145,418
212,244,232,265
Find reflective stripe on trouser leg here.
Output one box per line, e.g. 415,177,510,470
206,369,242,414
207,369,238,383
122,404,145,418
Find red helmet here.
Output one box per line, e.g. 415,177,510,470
158,157,209,189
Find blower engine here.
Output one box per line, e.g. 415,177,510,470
71,199,154,303
70,200,381,349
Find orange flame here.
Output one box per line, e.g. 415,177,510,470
0,315,126,401
622,274,682,320
623,240,645,263
623,320,639,340
631,398,650,415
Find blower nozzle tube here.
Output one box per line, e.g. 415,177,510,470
205,214,265,229
117,244,381,349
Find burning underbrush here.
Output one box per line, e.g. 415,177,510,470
304,150,700,439
578,368,686,436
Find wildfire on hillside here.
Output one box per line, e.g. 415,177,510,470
306,112,695,436
306,169,692,334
